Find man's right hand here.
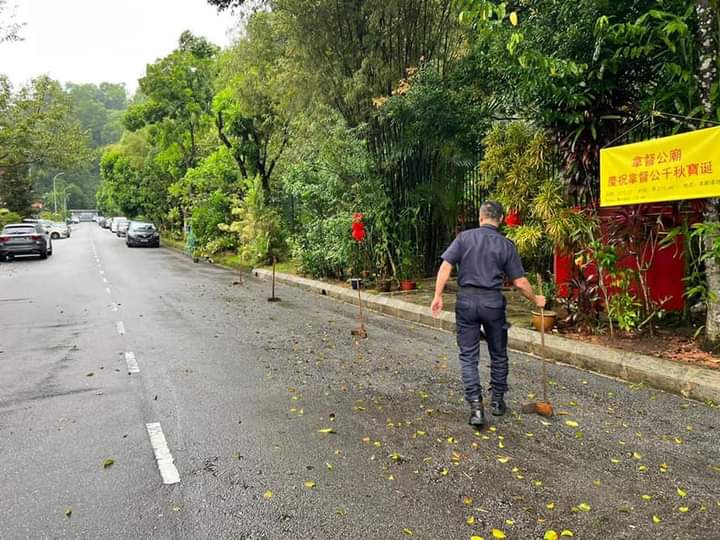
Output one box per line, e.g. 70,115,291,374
535,295,546,309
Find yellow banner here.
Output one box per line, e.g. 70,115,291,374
600,126,720,207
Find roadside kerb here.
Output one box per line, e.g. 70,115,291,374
252,267,720,404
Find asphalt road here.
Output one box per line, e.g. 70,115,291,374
1,223,719,540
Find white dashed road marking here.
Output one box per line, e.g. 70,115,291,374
105,287,111,294
102,277,108,283
125,352,139,373
111,303,119,312
116,321,125,335
145,423,180,485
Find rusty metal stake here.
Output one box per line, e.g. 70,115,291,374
351,282,368,339
268,256,280,302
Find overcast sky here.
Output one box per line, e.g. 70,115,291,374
1,0,237,92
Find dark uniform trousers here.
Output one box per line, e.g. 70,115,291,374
455,288,509,403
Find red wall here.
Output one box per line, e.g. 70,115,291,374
554,203,701,312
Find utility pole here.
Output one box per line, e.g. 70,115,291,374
52,172,64,214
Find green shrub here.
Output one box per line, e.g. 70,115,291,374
190,190,236,253
220,177,287,265
0,208,22,227
292,213,356,278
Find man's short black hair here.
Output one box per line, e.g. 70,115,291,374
480,201,504,222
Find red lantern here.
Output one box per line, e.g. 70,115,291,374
505,209,522,228
351,213,366,242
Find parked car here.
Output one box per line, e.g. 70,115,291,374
0,223,52,260
71,216,80,224
126,221,160,248
97,217,106,227
110,217,127,234
116,219,130,237
46,221,70,239
102,217,112,229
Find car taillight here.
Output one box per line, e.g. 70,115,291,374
30,235,41,240
0,236,9,244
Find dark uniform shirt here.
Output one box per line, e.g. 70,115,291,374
441,225,525,290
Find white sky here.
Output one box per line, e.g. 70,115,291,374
1,0,237,93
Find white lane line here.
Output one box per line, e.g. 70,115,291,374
145,423,180,485
102,277,108,283
125,352,140,373
116,321,125,335
100,270,105,275
111,302,119,312
105,287,111,294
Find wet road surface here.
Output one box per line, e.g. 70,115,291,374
1,223,719,539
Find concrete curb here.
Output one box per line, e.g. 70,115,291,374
252,268,720,404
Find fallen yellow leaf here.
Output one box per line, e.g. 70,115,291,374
679,506,689,513
577,502,591,512
677,487,688,497
466,515,476,525
463,496,473,506
402,528,414,536
652,515,661,524
509,11,518,26
565,420,579,428
318,428,336,434
304,481,316,489
497,456,510,464
546,502,555,510
263,490,273,499
471,536,485,540
544,531,558,540
560,530,574,537
491,529,506,539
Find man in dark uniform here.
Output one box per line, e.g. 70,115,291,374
431,201,545,427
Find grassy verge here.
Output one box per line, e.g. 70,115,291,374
258,259,299,274
161,236,186,252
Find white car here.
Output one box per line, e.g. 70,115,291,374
46,221,70,239
22,219,68,239
110,217,128,233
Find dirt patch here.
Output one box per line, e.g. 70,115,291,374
561,329,720,370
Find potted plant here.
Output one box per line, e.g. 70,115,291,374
397,251,418,291
531,274,557,332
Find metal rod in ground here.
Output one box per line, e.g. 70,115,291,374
268,256,280,302
351,282,368,338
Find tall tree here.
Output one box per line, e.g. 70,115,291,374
124,31,218,172
0,76,89,213
214,11,292,195
697,0,720,344
0,0,23,43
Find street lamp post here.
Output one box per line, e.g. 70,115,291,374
62,186,70,216
52,172,65,214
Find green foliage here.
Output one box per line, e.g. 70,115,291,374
0,208,22,227
478,121,586,273
607,276,643,332
220,177,287,265
125,31,218,172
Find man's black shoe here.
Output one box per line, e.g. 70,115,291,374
468,400,485,428
491,399,507,416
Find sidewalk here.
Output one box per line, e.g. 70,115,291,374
252,267,720,404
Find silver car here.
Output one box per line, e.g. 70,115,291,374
116,219,130,237
0,223,53,260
